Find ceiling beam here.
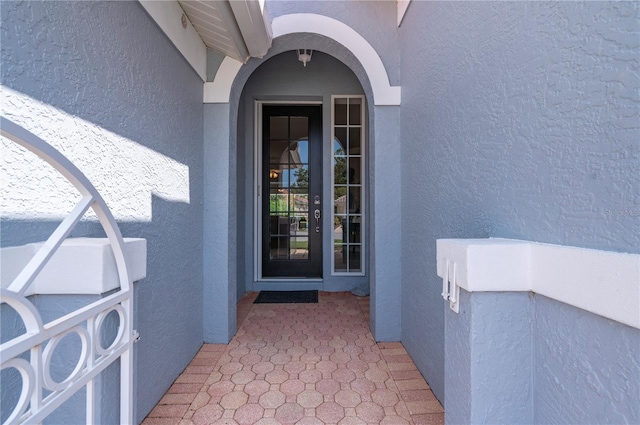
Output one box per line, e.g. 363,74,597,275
139,0,207,81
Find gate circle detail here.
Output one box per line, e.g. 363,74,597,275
94,305,126,356
1,358,35,424
42,326,90,392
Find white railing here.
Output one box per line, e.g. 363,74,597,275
0,117,134,424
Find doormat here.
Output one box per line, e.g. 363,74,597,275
254,290,318,304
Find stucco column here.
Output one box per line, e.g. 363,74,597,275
370,105,402,341
445,290,533,424
203,103,236,343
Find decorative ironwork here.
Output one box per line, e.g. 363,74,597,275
0,117,134,425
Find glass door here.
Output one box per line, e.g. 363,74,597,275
262,105,322,277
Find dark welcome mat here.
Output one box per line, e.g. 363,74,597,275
254,290,318,304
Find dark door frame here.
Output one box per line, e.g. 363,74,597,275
261,104,323,278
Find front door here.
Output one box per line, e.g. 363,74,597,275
262,105,322,277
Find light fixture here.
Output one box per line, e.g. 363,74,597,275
297,49,312,67
269,169,280,179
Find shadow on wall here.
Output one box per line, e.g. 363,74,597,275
0,2,202,161
1,193,203,424
2,2,206,422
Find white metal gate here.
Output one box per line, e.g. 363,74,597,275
0,117,134,424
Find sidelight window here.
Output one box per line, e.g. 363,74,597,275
332,96,365,274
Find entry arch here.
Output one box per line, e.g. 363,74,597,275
203,15,402,344
204,13,401,106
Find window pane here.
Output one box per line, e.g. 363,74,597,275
270,117,289,165
269,213,288,235
333,189,347,214
334,243,347,272
290,193,309,212
269,191,288,213
334,161,347,185
348,216,362,243
335,98,347,125
290,138,308,164
347,157,361,184
289,165,309,188
297,213,309,231
348,127,361,155
290,237,309,260
270,237,288,259
290,117,308,142
348,245,362,272
334,128,347,156
348,186,361,213
334,215,347,242
349,98,362,125
270,116,288,139
268,164,286,187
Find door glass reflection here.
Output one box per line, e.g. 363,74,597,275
268,114,311,261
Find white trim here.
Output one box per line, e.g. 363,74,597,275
331,95,366,276
229,0,273,58
138,0,207,81
204,14,402,105
254,100,262,283
436,238,640,329
1,238,146,296
203,57,244,103
397,0,412,27
272,14,401,106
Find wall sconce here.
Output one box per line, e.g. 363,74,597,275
297,49,312,67
269,169,280,179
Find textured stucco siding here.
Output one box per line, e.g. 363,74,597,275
446,291,534,425
444,290,473,425
203,102,237,343
469,292,533,424
266,0,400,86
446,291,639,424
1,2,204,422
533,295,640,424
399,1,639,403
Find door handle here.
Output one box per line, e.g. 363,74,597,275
314,209,321,233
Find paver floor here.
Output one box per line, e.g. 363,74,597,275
143,292,443,425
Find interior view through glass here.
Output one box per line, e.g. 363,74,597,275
269,116,310,260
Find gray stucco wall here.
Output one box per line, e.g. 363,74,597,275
203,102,237,343
443,291,473,425
399,1,639,402
445,291,533,425
533,296,640,424
267,0,400,86
1,2,204,422
445,291,639,424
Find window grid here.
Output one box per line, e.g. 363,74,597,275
331,96,365,275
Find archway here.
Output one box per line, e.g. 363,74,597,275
202,15,401,344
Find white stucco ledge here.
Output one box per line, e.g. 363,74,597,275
437,238,640,329
1,238,147,297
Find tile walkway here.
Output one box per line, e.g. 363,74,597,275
143,292,444,425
